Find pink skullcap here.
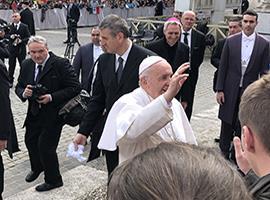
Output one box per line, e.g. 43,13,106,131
166,17,181,24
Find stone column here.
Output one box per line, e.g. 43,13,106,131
212,0,226,23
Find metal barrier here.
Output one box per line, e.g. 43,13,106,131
127,17,229,46
207,24,228,41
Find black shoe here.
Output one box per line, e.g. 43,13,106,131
25,171,43,182
214,138,220,143
35,182,63,192
63,40,70,44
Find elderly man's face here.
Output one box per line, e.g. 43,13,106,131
100,28,121,54
28,42,49,64
12,13,21,23
143,60,173,99
181,11,196,31
164,24,181,46
228,21,242,36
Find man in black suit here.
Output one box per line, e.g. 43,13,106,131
0,60,19,200
180,10,206,120
154,0,163,16
211,18,242,92
216,10,269,161
20,0,35,36
7,12,30,86
64,0,80,43
73,26,104,161
73,14,154,175
145,18,189,101
15,36,80,192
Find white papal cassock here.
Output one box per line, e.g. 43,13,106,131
98,87,197,163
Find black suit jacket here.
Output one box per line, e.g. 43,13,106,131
0,61,19,157
6,22,30,52
181,29,206,102
78,44,155,136
211,38,226,92
145,38,189,100
67,3,80,23
20,7,35,35
15,52,81,126
72,43,94,90
154,1,163,16
0,61,12,140
145,38,189,72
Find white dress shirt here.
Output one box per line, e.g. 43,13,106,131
93,44,103,63
181,28,192,48
240,31,256,86
115,41,132,71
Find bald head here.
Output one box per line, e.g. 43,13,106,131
12,12,21,23
181,11,196,32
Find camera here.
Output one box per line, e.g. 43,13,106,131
32,84,48,100
0,23,11,35
0,38,9,48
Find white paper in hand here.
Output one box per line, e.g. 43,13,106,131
66,143,87,162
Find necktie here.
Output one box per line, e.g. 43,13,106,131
117,57,124,84
183,32,189,46
35,65,43,83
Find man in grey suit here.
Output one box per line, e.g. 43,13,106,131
216,10,269,162
73,27,103,90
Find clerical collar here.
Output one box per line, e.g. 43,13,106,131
242,31,256,41
164,39,178,48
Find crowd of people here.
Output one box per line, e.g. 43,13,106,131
1,4,270,200
0,0,175,10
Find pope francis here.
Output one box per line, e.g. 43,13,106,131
98,56,197,163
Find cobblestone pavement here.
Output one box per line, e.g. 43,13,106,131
2,28,220,199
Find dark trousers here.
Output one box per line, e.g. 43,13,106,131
87,131,102,162
8,46,26,82
87,116,105,162
219,121,234,159
184,82,196,121
219,88,242,162
25,121,63,184
67,21,78,42
105,148,119,176
0,155,3,200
